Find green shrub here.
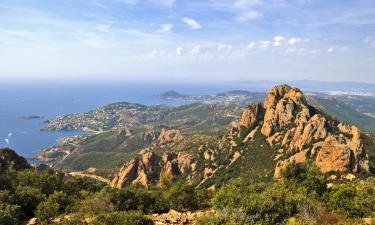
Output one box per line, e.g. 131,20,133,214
16,170,62,195
36,191,68,222
212,179,308,225
93,211,153,225
281,162,327,197
326,177,375,218
13,186,45,217
0,203,21,225
73,191,114,216
196,211,249,225
161,180,200,211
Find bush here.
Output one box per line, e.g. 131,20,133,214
212,179,308,225
161,180,200,211
13,186,45,217
93,211,153,225
16,170,62,195
35,201,60,222
36,191,68,222
111,185,168,214
281,162,327,198
326,177,375,218
73,191,114,216
0,203,21,225
196,211,249,225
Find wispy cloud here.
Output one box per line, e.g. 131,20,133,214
182,17,202,29
158,24,173,33
235,10,261,22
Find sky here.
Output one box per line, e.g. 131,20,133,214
0,0,375,82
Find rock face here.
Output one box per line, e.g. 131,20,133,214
238,85,370,178
159,129,183,144
111,149,193,188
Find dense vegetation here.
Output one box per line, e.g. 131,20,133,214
1,148,374,225
197,163,375,225
0,152,210,224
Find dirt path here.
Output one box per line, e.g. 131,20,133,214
69,171,111,185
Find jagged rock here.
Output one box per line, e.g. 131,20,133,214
262,85,307,137
233,85,370,179
289,114,327,150
243,126,259,142
159,129,183,144
112,150,194,188
316,136,352,173
111,151,160,188
274,151,307,179
240,103,263,128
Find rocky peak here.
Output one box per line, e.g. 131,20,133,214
111,149,193,188
159,129,183,144
263,85,306,110
237,85,370,178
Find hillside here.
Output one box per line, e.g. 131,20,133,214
111,85,374,189
2,85,375,225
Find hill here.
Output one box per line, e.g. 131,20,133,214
111,85,374,188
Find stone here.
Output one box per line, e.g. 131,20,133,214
159,129,183,144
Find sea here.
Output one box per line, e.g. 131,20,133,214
0,80,267,158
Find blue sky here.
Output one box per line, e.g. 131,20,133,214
0,0,374,82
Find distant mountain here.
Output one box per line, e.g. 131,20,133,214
155,90,187,99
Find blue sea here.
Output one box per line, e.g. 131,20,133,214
0,80,267,158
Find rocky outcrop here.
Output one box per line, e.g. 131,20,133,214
238,84,370,178
113,84,372,187
150,209,214,225
240,103,263,128
111,150,193,188
159,129,183,144
274,151,307,179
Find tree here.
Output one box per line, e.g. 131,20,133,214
13,186,45,217
36,191,68,222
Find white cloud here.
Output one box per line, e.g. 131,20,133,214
218,44,232,52
273,36,285,47
236,11,261,22
182,17,202,29
327,47,334,53
259,40,270,49
234,0,263,8
288,38,302,46
191,45,201,54
176,47,183,55
158,24,173,33
247,42,256,48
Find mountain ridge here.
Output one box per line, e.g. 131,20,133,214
111,85,373,188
